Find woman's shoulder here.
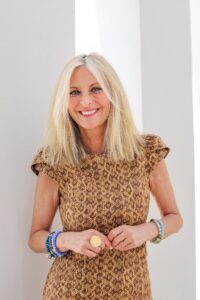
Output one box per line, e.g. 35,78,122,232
140,133,170,172
30,146,64,186
140,133,168,150
141,132,161,141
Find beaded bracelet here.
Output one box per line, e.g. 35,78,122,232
149,219,165,244
45,230,71,259
45,231,57,259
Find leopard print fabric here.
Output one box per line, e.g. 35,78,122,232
30,134,170,300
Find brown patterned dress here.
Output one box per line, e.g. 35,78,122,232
30,134,170,300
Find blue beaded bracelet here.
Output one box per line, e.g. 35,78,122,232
45,231,57,258
45,230,71,259
52,230,70,257
149,219,165,244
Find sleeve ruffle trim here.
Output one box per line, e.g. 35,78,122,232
30,148,61,186
144,134,170,173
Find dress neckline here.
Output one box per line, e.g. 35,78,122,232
84,152,108,158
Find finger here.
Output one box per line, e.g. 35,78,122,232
107,226,124,242
103,237,112,248
112,232,127,247
100,241,105,249
87,240,102,253
115,240,131,251
89,245,102,254
113,238,127,249
125,242,135,250
84,248,97,258
92,230,112,248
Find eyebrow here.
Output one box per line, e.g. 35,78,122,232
70,82,100,89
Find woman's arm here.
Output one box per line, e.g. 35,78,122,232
148,159,183,240
107,159,183,249
28,172,63,254
28,171,112,256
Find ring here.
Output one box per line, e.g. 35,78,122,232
90,235,102,247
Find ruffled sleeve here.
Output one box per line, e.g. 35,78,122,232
144,134,170,173
30,147,61,186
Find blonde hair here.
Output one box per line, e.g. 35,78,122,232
40,52,145,167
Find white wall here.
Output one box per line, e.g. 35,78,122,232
140,1,195,299
189,0,200,299
0,1,75,299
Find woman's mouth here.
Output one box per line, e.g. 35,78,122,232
79,108,99,118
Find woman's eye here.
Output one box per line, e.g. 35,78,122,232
91,87,102,93
70,87,102,96
70,90,80,96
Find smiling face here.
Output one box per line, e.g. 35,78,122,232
68,66,111,134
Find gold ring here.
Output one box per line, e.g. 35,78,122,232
90,235,102,247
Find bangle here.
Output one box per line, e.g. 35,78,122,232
45,231,57,259
52,230,70,257
45,230,71,259
149,219,165,244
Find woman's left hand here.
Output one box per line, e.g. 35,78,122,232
107,223,151,251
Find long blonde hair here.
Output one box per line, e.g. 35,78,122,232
40,52,145,167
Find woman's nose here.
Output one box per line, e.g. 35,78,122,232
80,97,93,106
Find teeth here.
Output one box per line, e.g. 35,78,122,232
81,109,97,116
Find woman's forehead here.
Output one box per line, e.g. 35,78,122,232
70,66,99,86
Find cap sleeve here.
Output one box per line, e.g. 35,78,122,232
144,134,170,173
30,147,61,186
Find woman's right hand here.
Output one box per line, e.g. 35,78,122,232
56,229,113,258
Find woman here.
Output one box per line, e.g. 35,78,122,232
28,52,183,300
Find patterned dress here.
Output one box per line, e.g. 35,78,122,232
30,134,170,300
